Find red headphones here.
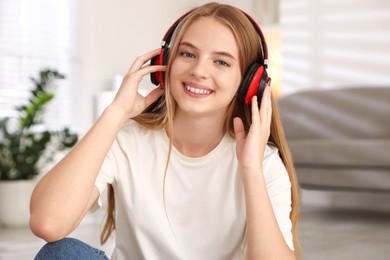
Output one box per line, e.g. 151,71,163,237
150,8,271,105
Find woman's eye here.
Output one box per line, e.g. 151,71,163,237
180,52,195,59
215,60,230,67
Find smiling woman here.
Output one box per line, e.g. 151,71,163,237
31,2,300,260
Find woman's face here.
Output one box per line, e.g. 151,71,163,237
169,17,242,119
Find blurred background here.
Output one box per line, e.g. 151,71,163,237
1,0,389,131
0,0,389,259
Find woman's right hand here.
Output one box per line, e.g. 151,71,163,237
110,48,166,119
30,49,166,242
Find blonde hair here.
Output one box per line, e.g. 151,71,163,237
100,2,301,257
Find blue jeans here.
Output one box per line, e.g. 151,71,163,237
34,237,109,260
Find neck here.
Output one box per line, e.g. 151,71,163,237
172,111,226,158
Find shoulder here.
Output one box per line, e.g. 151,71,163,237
117,119,155,140
120,119,145,134
115,119,166,151
263,144,291,189
114,120,139,144
263,144,280,168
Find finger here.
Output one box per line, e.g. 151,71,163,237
233,117,246,142
251,95,260,125
267,88,273,125
266,87,273,126
128,48,162,73
259,87,271,125
137,64,167,77
127,65,166,85
143,87,164,107
119,65,166,95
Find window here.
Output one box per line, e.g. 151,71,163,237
0,0,79,128
280,0,390,94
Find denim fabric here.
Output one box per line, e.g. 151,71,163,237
34,237,109,260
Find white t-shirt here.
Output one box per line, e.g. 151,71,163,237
94,120,293,260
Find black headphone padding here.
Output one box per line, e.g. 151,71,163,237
237,63,260,103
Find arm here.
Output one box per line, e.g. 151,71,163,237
29,48,166,242
234,87,295,260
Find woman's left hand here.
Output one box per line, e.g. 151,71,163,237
234,86,272,174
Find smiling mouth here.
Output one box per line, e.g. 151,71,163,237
184,85,212,95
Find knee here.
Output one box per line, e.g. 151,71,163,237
35,238,77,260
34,238,107,260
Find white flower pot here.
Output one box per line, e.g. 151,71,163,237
0,179,36,228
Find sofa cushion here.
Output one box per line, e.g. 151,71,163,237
277,87,390,191
295,168,390,191
278,87,390,140
288,139,390,167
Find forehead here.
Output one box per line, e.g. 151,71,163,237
180,17,239,57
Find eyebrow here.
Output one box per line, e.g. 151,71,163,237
179,41,237,60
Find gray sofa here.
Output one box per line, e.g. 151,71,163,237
277,87,390,192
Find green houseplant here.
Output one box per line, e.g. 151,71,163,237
0,69,78,227
0,69,78,180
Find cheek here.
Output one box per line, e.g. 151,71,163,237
168,61,178,84
168,59,183,83
229,71,243,94
168,63,181,97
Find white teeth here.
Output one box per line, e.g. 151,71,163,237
186,85,211,95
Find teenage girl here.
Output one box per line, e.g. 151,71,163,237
31,2,301,259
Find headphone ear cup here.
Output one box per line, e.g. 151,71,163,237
238,63,269,105
255,68,269,103
150,48,170,88
237,63,260,104
150,49,165,87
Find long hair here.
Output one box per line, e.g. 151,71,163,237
100,2,301,257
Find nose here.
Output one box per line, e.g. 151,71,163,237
189,57,210,79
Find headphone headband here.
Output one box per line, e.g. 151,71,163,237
160,8,195,49
160,8,268,68
240,10,269,68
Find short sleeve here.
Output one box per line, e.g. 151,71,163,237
263,146,294,250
